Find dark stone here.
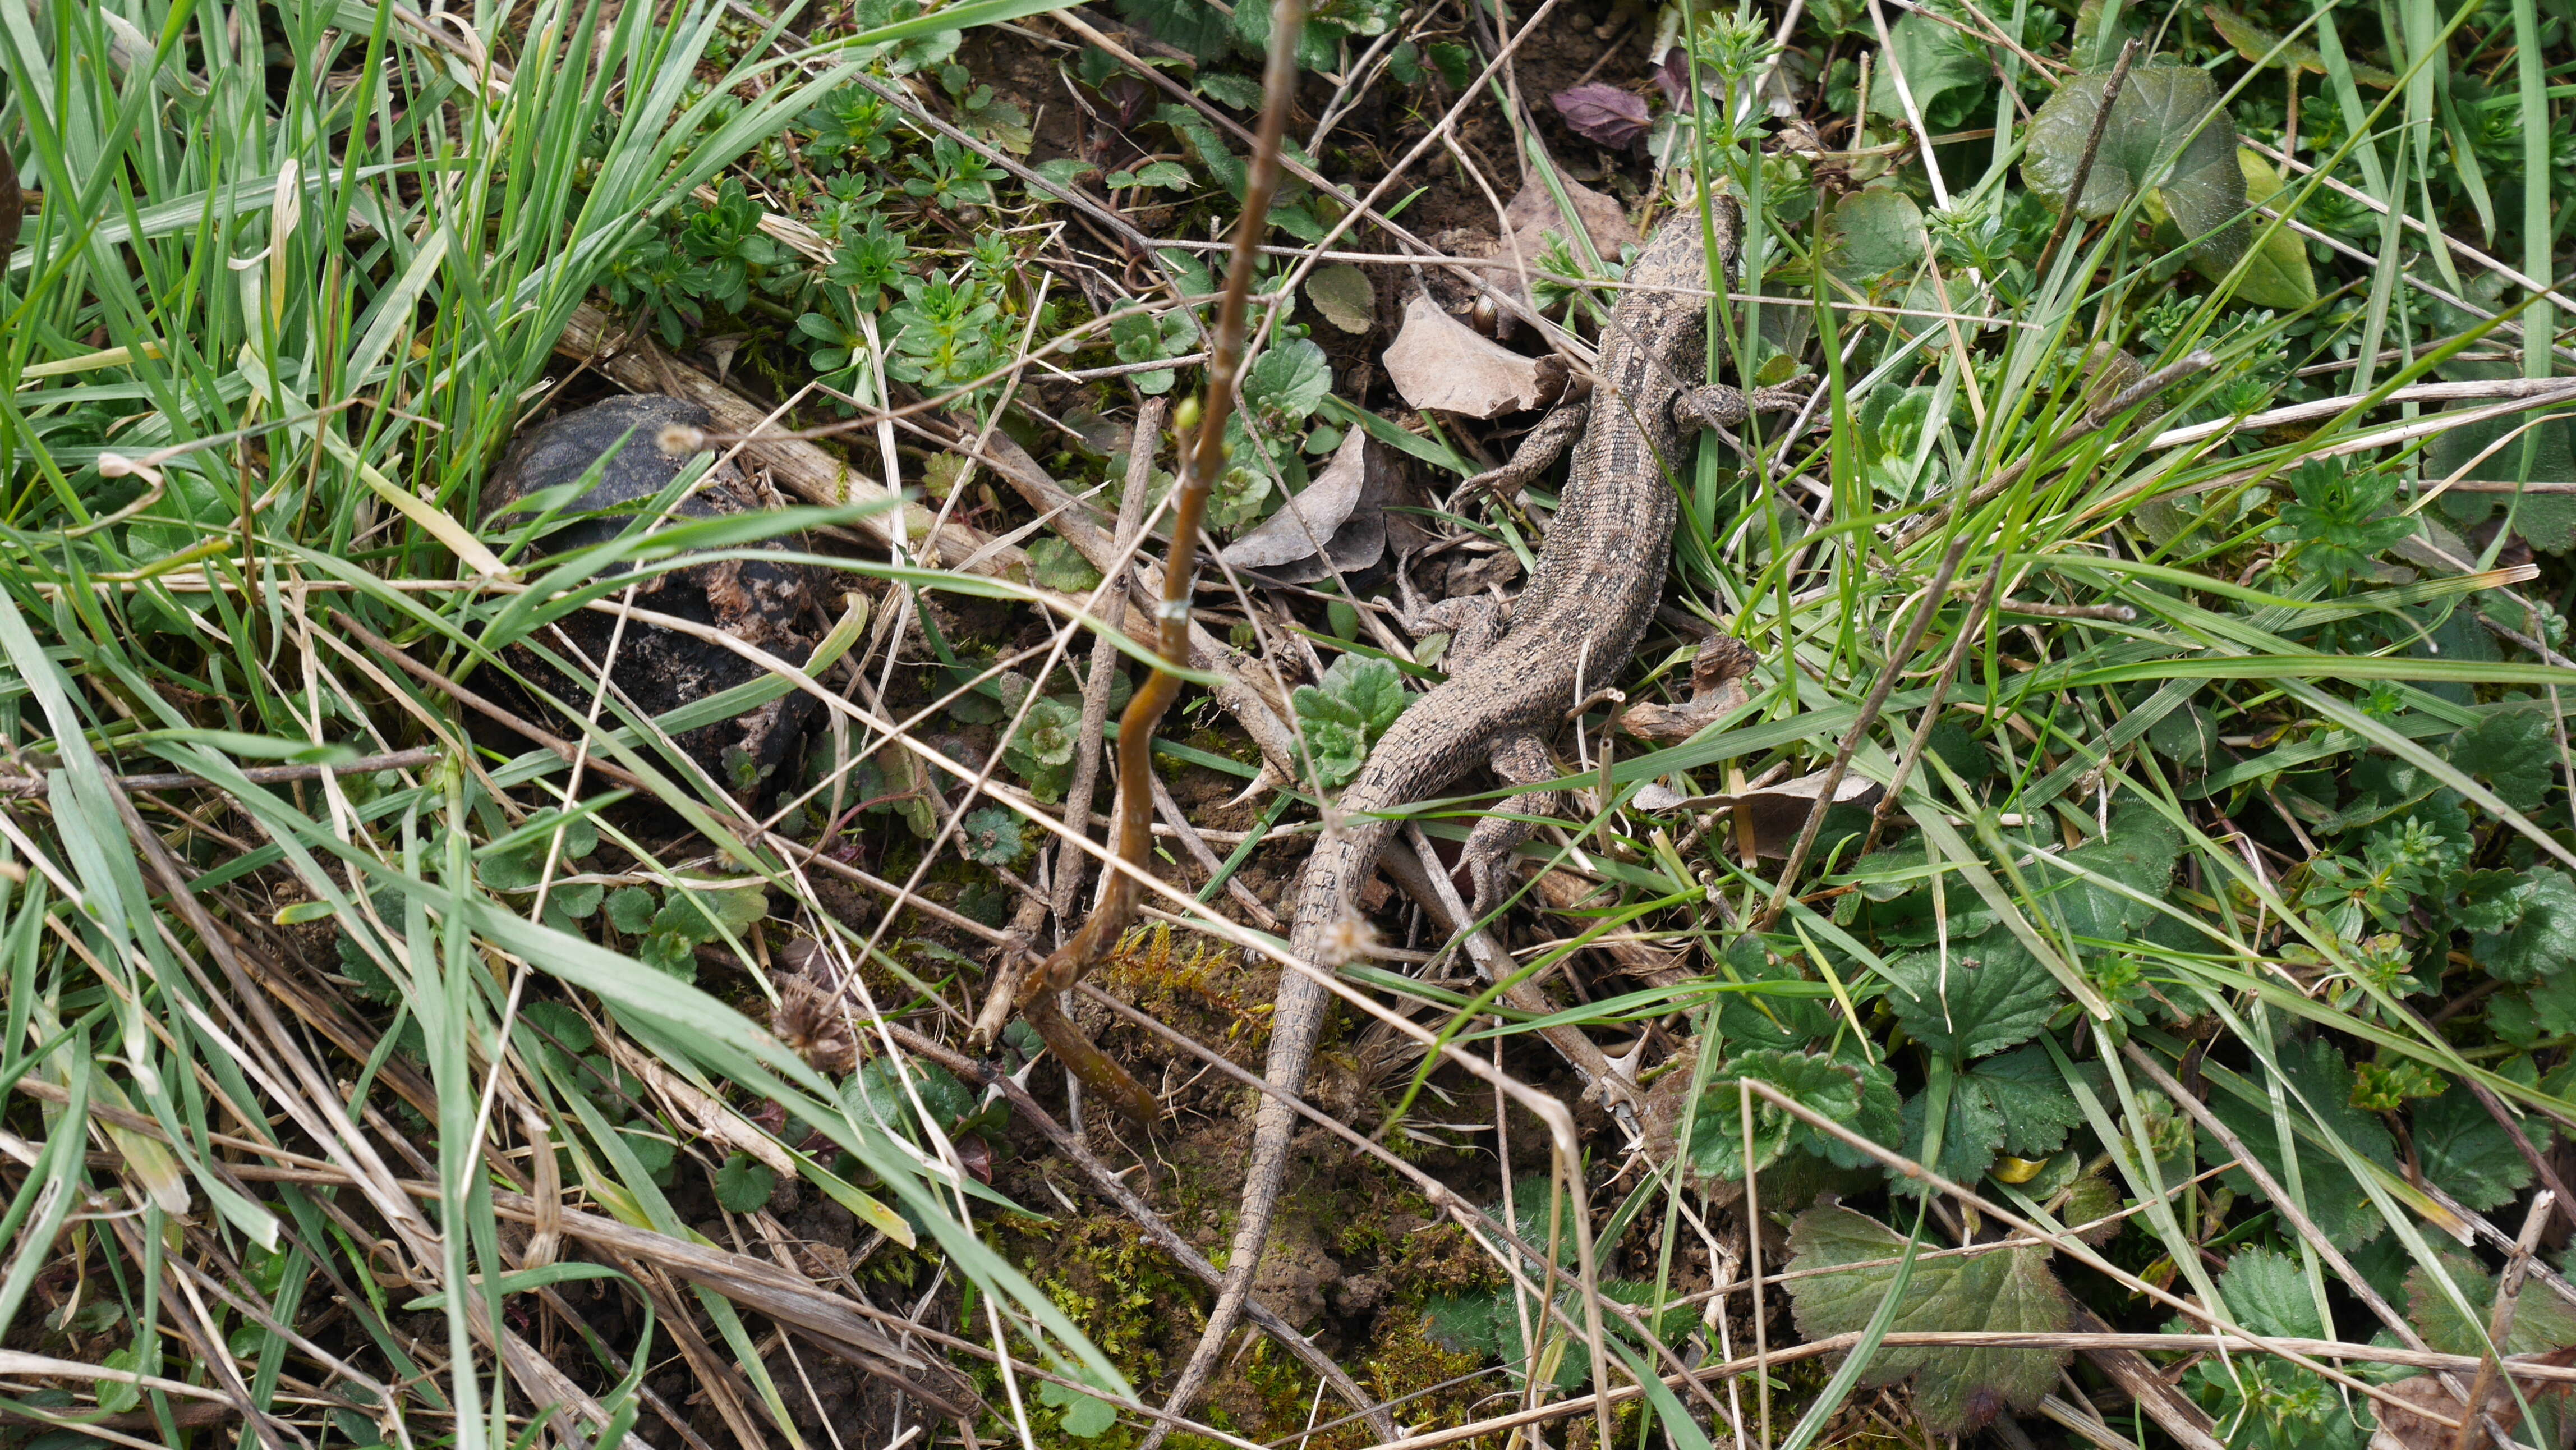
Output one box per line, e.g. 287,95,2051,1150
480,395,823,800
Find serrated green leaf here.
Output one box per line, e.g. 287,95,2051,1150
2216,1247,2325,1339
1899,1077,2005,1187
2452,869,2528,934
2447,709,2554,812
1690,1049,1865,1178
1294,655,1411,788
2201,1039,2398,1250
1970,1047,2089,1158
2408,1251,2576,1356
960,807,1029,866
2475,867,2576,983
1320,654,1408,735
605,885,658,934
1819,1053,1907,1171
1879,934,2063,1060
1785,1205,2073,1434
1244,338,1332,425
2411,1086,2540,1213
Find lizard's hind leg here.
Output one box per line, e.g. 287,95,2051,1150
1673,379,1816,431
1459,731,1562,919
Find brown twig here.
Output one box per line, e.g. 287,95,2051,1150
1754,529,1978,934
2449,1192,2556,1450
1010,0,1309,1126
2031,39,2140,284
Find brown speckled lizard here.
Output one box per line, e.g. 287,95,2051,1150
1149,195,1809,1429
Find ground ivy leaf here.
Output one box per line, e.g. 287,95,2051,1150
2025,63,2244,267
2408,1251,2576,1356
2410,1086,2538,1212
1322,654,1409,734
2216,1246,2325,1339
2201,1039,2399,1249
1243,338,1332,426
713,1152,776,1213
1294,655,1411,788
2474,867,2576,983
1878,933,2063,1060
2217,148,2315,309
1823,187,1928,283
1037,1377,1120,1438
1785,1205,2074,1434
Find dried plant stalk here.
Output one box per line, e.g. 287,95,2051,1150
1011,0,1310,1123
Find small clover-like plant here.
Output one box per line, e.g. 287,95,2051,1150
1110,307,1197,396
960,807,1028,866
1291,654,1411,789
903,135,1004,209
1000,695,1084,802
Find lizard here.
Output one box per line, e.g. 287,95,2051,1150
1147,192,1810,1431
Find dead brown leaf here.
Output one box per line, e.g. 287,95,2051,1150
1500,175,1640,272
1620,636,1758,743
2365,1348,2576,1450
1383,293,1566,417
1217,429,1399,582
1630,768,1880,857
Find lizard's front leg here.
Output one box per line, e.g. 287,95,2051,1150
1461,397,1589,498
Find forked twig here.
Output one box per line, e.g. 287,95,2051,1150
1008,0,1310,1124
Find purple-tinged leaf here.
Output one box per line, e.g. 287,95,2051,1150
1549,83,1651,149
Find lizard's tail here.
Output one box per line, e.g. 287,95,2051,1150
1140,824,1380,1447
1144,676,1554,1442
